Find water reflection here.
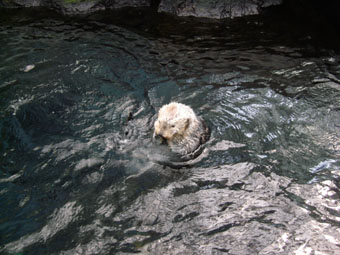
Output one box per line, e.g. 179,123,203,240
1,8,340,255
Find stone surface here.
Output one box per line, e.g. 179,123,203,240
158,0,283,19
0,0,152,14
1,0,340,35
1,0,42,7
1,0,283,17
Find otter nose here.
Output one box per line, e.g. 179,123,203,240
153,133,167,144
155,133,166,140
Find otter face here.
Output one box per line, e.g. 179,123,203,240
154,118,190,142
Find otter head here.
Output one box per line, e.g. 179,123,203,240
153,103,191,143
154,117,190,142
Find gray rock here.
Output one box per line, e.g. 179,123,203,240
0,0,282,18
1,0,42,7
158,0,283,19
0,0,152,14
42,0,103,15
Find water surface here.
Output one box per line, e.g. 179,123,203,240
1,7,340,254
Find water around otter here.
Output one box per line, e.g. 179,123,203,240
1,7,340,254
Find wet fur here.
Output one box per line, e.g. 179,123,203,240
154,102,209,156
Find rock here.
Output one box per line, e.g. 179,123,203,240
1,0,282,17
0,0,42,7
158,0,283,19
44,0,103,15
0,0,152,15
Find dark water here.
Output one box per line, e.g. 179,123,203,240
1,7,340,255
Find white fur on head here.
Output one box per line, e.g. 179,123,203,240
154,102,204,155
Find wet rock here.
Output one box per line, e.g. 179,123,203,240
44,0,103,15
0,0,152,15
0,0,283,17
0,0,41,8
55,0,151,15
0,0,42,8
158,0,283,19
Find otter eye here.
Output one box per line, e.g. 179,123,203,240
171,124,175,128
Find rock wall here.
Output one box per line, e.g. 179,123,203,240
0,0,151,15
158,0,282,19
0,0,283,17
1,0,340,34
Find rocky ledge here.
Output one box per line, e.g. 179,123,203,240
2,0,340,37
0,0,282,17
158,0,282,19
